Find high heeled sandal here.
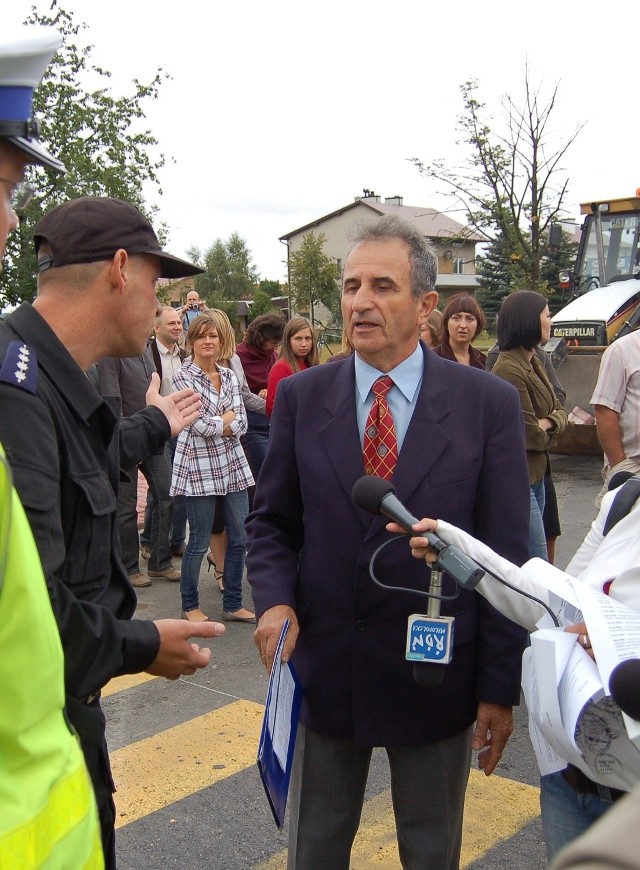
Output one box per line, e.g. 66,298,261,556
206,552,224,592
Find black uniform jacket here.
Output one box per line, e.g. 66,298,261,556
0,303,168,701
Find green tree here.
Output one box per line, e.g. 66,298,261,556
247,280,285,321
194,233,258,311
476,228,527,325
410,71,582,295
1,3,169,306
248,291,280,321
288,232,341,324
541,227,579,314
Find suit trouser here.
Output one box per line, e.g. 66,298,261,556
68,696,117,869
118,451,173,574
287,724,473,870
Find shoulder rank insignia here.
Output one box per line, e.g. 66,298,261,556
0,341,38,394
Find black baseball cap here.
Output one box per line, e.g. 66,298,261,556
34,196,204,279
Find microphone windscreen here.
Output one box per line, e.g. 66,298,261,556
413,662,445,687
610,659,640,720
352,475,394,515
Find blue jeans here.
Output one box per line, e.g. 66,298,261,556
243,413,270,482
529,479,548,560
540,770,617,862
182,490,249,613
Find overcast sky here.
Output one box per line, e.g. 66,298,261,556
10,0,638,281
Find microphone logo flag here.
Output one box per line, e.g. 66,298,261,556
405,615,455,664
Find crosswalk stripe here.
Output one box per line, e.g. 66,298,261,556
254,769,540,869
110,699,263,828
101,672,157,697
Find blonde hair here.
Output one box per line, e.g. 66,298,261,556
186,314,222,358
420,308,444,348
205,308,236,362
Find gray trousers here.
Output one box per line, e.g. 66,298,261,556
118,449,173,573
287,724,473,870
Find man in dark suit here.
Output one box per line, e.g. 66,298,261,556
246,215,530,870
142,305,188,560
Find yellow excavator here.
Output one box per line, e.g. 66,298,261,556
549,193,640,454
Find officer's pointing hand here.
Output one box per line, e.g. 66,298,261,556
146,618,225,679
145,372,201,437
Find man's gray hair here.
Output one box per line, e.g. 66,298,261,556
347,215,438,298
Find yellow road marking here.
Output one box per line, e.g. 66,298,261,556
255,769,540,869
461,770,540,865
110,699,263,827
101,672,157,697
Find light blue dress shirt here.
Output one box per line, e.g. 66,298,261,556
354,344,424,451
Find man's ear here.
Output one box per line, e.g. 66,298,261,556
419,290,439,321
108,249,129,294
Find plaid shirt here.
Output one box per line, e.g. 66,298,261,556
170,361,254,496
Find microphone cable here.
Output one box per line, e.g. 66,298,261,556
368,534,561,627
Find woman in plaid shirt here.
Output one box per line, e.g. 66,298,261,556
170,314,256,624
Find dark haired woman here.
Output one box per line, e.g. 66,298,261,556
433,294,486,369
266,317,319,415
492,291,567,560
236,312,286,482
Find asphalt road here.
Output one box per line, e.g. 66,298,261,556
107,453,604,869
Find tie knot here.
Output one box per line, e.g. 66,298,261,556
372,376,393,399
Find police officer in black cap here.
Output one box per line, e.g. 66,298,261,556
0,27,225,869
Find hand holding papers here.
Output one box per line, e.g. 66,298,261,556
257,619,302,829
430,522,640,790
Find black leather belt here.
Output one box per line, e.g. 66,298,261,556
562,764,626,804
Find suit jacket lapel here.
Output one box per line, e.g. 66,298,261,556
393,347,453,507
317,346,454,537
318,359,373,532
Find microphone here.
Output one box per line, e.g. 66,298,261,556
413,567,445,686
610,659,640,720
351,475,484,590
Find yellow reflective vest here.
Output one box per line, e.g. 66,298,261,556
0,447,103,869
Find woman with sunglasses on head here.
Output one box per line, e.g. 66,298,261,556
236,312,286,487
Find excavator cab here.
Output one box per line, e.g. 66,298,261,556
553,196,640,346
548,195,640,454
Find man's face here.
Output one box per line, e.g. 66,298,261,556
186,291,200,309
0,144,28,263
341,238,437,372
155,308,183,346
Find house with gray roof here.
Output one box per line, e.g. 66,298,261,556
280,191,486,322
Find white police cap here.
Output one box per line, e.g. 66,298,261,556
0,26,66,174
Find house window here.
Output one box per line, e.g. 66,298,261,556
453,258,464,274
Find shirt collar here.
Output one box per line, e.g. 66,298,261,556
354,343,423,404
155,338,179,356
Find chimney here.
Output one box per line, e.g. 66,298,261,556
385,196,403,206
356,188,381,203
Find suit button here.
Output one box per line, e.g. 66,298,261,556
355,620,367,631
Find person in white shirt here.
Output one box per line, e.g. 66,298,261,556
591,332,640,505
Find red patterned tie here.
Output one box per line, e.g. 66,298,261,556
363,376,398,480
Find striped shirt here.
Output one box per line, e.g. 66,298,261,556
170,360,254,497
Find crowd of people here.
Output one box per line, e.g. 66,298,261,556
2,24,640,870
